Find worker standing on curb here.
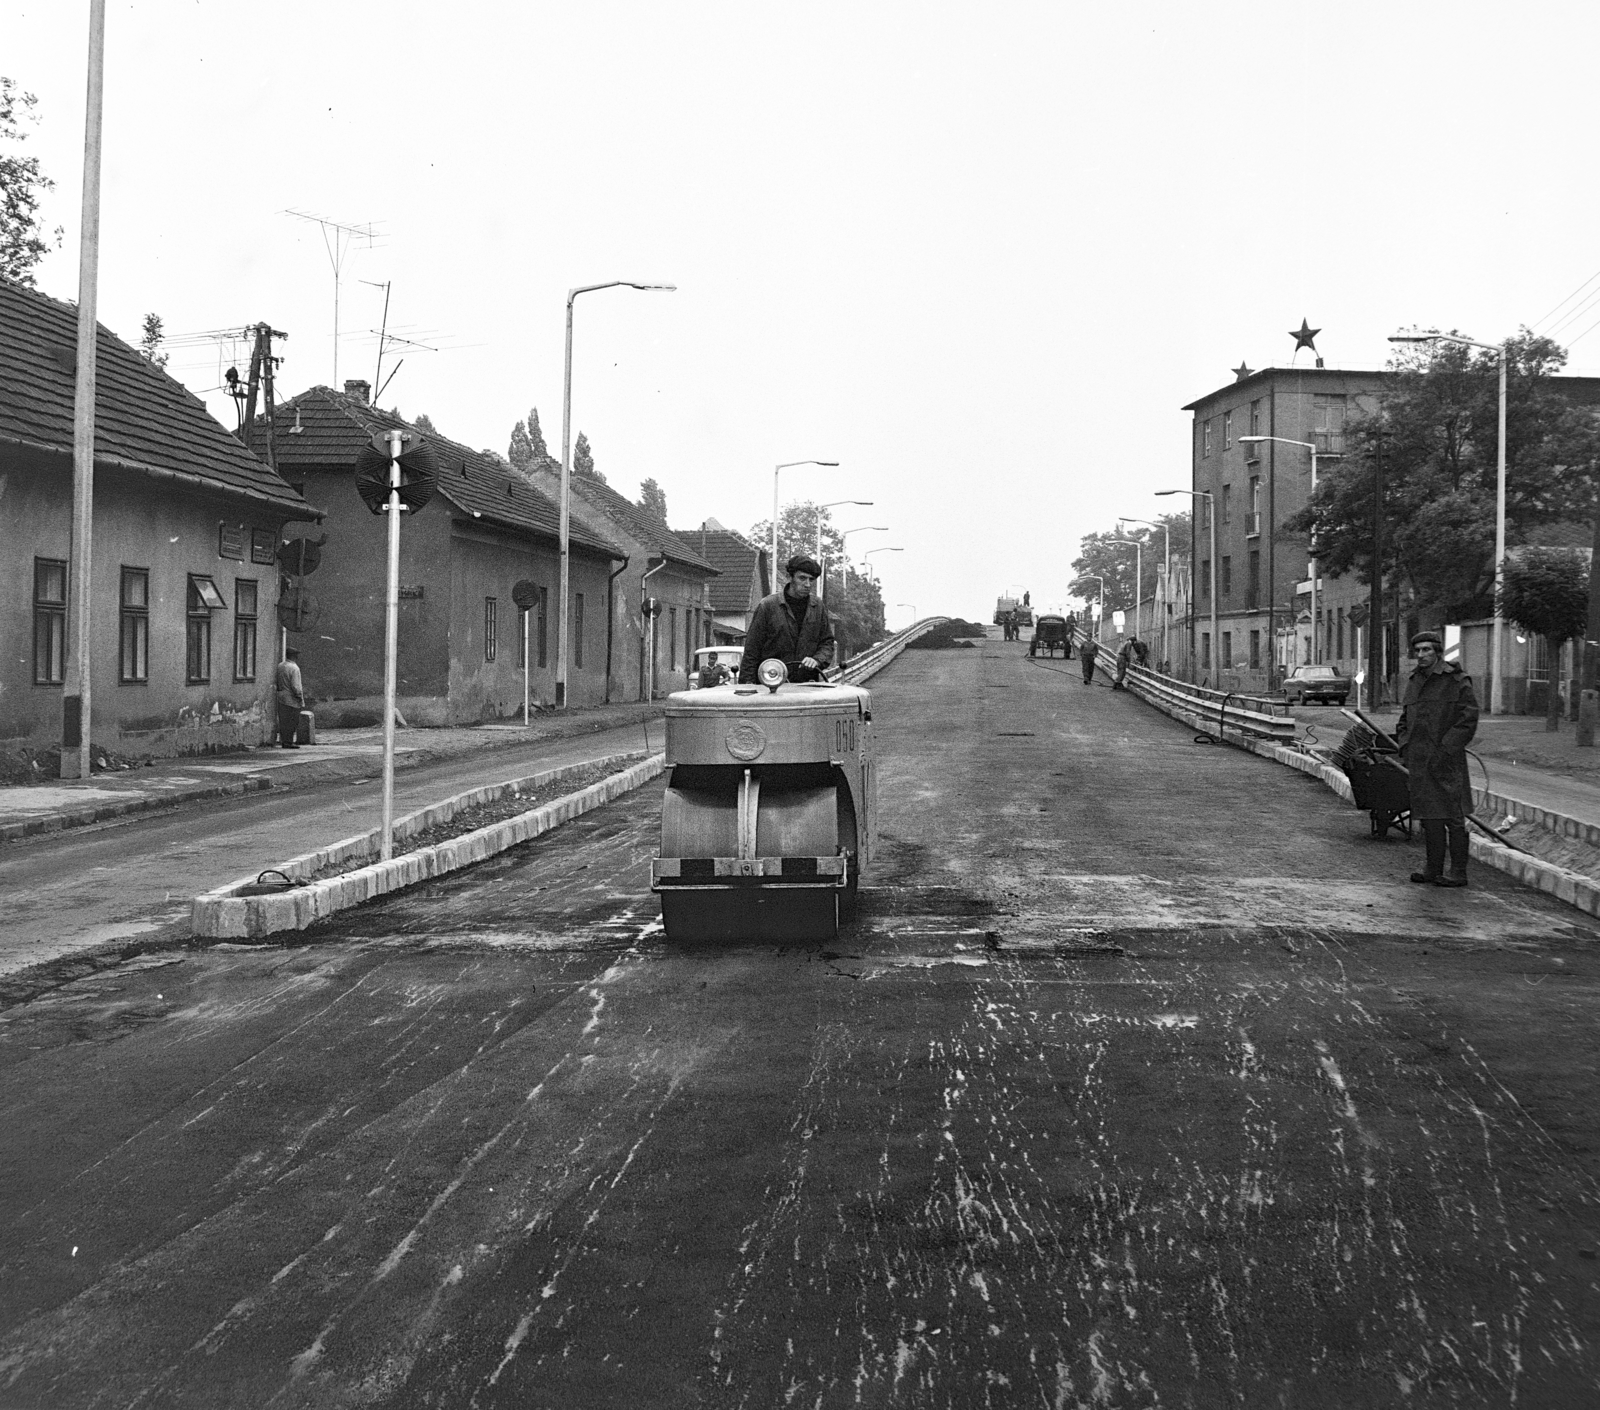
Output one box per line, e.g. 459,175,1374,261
1397,631,1479,887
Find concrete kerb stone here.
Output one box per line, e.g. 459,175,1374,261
1126,675,1600,921
192,753,661,939
0,775,274,842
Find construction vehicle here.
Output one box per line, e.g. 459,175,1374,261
651,658,876,941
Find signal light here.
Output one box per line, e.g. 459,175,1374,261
757,658,787,692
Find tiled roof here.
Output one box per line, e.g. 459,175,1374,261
251,387,622,558
677,525,766,610
561,473,718,575
0,280,317,514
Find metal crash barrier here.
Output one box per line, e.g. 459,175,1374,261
829,617,949,686
1121,662,1297,744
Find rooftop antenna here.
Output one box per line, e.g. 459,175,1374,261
284,210,382,388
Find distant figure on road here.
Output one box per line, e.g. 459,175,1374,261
739,555,835,683
1397,631,1479,887
274,648,305,749
1002,609,1017,642
1112,636,1148,690
1080,638,1100,685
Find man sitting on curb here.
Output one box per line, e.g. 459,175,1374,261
1397,630,1479,887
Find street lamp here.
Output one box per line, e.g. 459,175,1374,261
818,501,874,601
1240,434,1319,680
1108,536,1143,645
1120,517,1170,668
863,545,902,577
557,280,676,709
1157,488,1218,685
773,460,840,594
1073,574,1104,641
898,603,917,625
1389,328,1509,712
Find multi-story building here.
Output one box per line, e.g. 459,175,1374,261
1182,365,1386,693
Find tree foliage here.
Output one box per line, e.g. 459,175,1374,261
572,430,605,483
507,406,552,471
0,78,61,286
1070,510,1190,611
637,477,668,522
1287,332,1600,621
1503,548,1589,645
526,406,548,460
413,412,437,433
138,313,167,368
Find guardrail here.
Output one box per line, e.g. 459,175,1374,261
832,617,949,685
1122,661,1296,743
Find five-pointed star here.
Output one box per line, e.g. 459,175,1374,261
1289,319,1321,351
1233,362,1254,382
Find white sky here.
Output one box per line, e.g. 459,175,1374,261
8,1,1600,628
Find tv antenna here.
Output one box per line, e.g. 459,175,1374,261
284,210,383,388
357,279,442,404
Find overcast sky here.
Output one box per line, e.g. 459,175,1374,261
8,1,1600,627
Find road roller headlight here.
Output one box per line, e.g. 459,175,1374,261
757,658,787,692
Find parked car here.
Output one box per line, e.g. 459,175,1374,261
1282,663,1351,705
689,646,743,688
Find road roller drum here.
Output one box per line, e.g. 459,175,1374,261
651,667,876,942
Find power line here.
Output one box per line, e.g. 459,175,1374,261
1532,265,1600,333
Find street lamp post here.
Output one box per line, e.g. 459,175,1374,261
1157,488,1217,685
772,460,840,596
1390,328,1509,712
1073,574,1104,641
1120,517,1170,668
835,528,889,662
557,280,675,709
817,500,873,600
898,603,916,625
1108,537,1143,645
1239,434,1319,679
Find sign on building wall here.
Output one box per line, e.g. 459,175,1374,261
218,524,245,560
251,530,277,565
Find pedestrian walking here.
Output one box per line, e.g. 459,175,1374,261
1396,631,1479,887
273,648,306,749
1080,637,1099,684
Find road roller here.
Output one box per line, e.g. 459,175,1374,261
651,659,876,941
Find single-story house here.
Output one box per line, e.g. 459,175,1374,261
679,518,768,645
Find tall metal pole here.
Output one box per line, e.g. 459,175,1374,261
380,429,403,860
63,0,106,781
1209,495,1219,684
1309,448,1320,664
1369,445,1385,711
557,291,577,710
1491,345,1509,714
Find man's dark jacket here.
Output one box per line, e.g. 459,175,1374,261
1396,661,1479,819
738,589,836,682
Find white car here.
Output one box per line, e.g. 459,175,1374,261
689,646,744,688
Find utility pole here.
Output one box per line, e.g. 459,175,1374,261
236,323,287,469
62,0,106,781
1367,440,1385,711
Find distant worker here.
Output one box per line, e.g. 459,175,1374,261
1022,590,1030,607
1080,637,1100,685
1003,608,1018,642
700,652,731,688
274,647,305,749
1063,614,1076,660
1397,631,1479,887
739,554,836,683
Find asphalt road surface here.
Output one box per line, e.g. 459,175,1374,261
3,637,1598,1408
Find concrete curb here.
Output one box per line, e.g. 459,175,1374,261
191,753,663,939
0,774,279,842
1128,678,1600,920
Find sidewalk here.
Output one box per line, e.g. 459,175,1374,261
0,702,666,844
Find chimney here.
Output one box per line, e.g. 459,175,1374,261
344,378,371,403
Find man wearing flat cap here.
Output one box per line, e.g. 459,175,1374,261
1396,630,1479,886
739,553,836,683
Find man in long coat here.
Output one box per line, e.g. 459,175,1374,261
273,648,305,749
738,554,836,683
1396,630,1479,886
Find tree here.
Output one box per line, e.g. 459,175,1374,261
1071,510,1190,613
413,412,437,433
572,431,606,483
508,419,533,470
749,501,884,655
638,477,668,522
526,406,549,460
1502,547,1589,732
0,77,61,286
137,313,167,368
1288,332,1600,623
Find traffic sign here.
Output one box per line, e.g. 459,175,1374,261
511,579,540,611
355,429,437,514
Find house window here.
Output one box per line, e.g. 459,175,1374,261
1223,410,1233,449
485,597,497,662
1200,559,1211,599
1337,609,1345,660
1250,630,1261,669
1248,550,1260,602
669,607,678,670
1201,632,1212,669
34,558,67,686
1249,398,1262,436
537,586,549,668
1221,483,1232,523
1221,556,1232,596
120,567,150,684
1222,631,1233,666
1248,475,1260,530
574,593,585,669
1202,419,1213,458
233,579,258,682
187,574,226,684
1312,393,1347,454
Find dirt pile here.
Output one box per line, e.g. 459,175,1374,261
908,619,990,649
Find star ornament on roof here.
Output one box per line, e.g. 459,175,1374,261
1232,362,1254,382
1289,319,1321,353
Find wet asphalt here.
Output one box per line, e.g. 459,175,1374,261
1,634,1598,1407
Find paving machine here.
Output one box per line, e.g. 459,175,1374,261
651,659,876,941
